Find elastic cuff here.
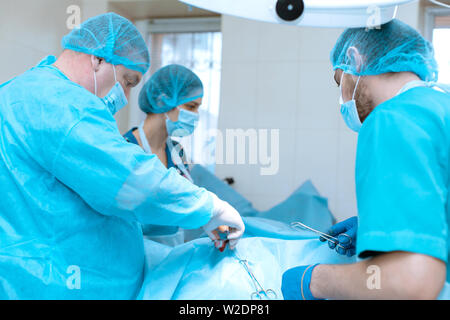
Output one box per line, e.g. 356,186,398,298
301,263,321,300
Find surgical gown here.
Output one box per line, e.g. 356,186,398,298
355,86,450,283
0,56,213,299
124,128,190,245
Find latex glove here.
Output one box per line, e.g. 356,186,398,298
203,192,245,250
281,264,322,300
320,216,357,257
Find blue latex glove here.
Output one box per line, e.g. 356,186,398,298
281,264,322,300
320,216,357,257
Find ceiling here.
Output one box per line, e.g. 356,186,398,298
108,0,219,20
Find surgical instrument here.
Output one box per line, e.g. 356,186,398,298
215,231,277,299
234,252,278,300
290,221,352,250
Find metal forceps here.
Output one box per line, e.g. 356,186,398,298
234,253,278,300
290,221,351,251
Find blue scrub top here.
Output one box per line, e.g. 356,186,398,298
355,86,450,281
123,128,190,179
0,56,213,299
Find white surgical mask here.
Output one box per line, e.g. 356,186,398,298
339,73,362,133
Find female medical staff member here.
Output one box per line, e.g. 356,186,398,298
124,64,209,246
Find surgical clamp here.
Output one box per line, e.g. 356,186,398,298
290,221,352,250
234,252,278,300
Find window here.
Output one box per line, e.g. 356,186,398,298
146,18,222,173
425,8,450,83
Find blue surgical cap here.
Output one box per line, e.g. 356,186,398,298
331,19,438,82
62,13,150,75
139,64,204,114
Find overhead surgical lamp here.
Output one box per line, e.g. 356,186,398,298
179,0,418,28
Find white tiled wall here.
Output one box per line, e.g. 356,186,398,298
0,0,83,83
215,2,421,222
0,0,129,130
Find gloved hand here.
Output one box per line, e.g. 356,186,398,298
320,216,357,257
203,192,245,250
281,264,322,300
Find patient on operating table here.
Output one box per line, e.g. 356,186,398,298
137,234,354,300
136,167,351,300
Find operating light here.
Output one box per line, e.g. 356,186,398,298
179,0,416,28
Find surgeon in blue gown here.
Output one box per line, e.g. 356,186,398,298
282,19,450,300
0,13,244,299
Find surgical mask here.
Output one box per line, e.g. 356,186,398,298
339,73,362,133
94,64,128,115
397,80,450,96
165,107,199,137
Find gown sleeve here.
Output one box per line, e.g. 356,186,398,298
48,106,213,229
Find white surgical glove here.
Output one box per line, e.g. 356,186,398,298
202,192,245,250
